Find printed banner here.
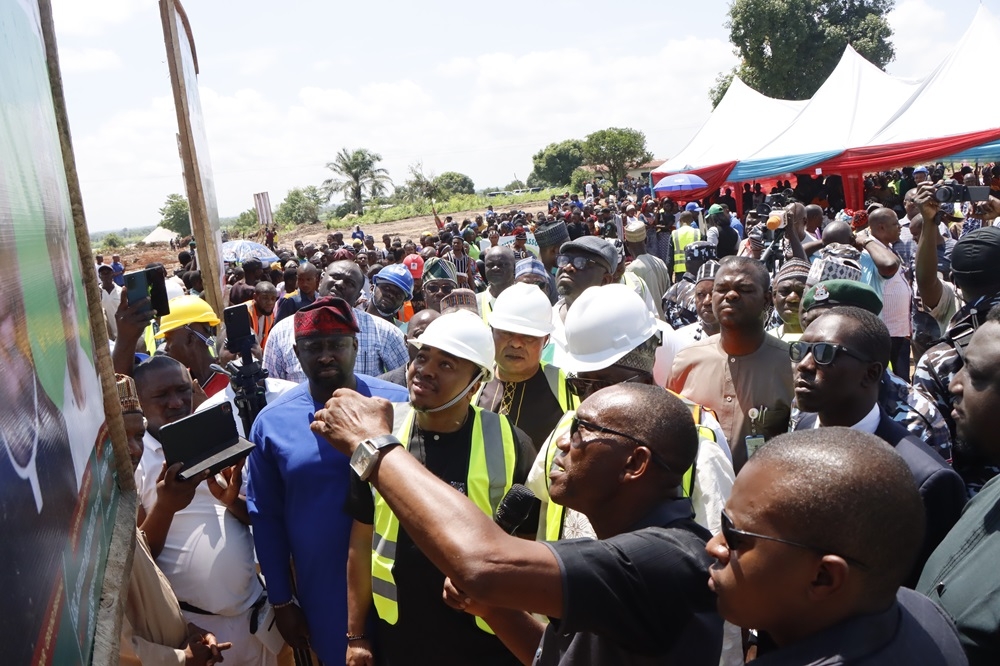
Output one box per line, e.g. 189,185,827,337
0,1,117,663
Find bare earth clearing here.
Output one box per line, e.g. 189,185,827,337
115,200,551,271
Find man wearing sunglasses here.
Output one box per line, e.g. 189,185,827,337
420,256,459,313
791,306,966,585
707,428,966,665
548,236,618,363
313,382,724,665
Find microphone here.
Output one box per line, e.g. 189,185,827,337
494,484,538,535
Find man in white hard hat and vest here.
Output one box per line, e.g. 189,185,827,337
526,283,735,540
344,310,536,666
474,282,578,449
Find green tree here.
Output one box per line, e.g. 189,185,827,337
504,179,526,191
709,68,737,109
102,233,123,251
321,148,392,215
231,208,259,235
158,193,191,236
432,171,475,197
582,128,653,187
274,188,321,226
569,167,592,195
531,139,585,187
716,0,895,102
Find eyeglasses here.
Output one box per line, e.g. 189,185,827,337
570,415,674,473
720,511,867,568
556,254,602,271
184,325,214,348
566,368,645,397
788,341,870,366
423,283,455,295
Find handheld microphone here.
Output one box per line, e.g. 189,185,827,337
494,484,538,535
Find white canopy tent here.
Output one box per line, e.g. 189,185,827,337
657,77,808,173
141,226,179,244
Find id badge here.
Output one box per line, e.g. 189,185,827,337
746,435,766,458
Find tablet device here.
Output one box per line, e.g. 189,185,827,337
157,402,253,481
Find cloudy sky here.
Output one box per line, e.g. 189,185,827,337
50,0,989,232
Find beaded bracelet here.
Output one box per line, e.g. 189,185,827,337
346,633,367,642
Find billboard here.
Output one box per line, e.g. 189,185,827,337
0,1,119,662
160,0,225,314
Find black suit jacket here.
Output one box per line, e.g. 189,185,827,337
795,411,967,587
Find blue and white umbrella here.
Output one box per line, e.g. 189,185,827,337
221,240,279,264
653,173,708,192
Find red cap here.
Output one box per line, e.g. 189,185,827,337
294,296,359,338
403,253,424,278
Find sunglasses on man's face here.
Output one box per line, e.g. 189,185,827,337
424,284,454,295
788,341,870,366
719,511,867,568
556,255,601,271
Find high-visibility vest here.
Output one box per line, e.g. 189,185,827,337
478,293,494,325
245,301,274,349
543,392,716,542
371,405,517,634
671,226,701,273
473,362,579,414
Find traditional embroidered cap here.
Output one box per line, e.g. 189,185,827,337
801,279,882,315
294,296,360,338
533,221,570,249
422,257,459,284
624,221,647,243
515,256,547,279
775,259,811,285
116,373,142,414
615,333,659,374
695,260,721,284
439,288,480,316
684,241,717,263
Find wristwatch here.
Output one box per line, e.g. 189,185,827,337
350,434,401,481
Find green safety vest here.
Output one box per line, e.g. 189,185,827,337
473,361,579,414
543,394,716,542
671,226,701,273
371,405,517,634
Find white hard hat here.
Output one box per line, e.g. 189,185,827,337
489,282,553,337
561,283,661,373
410,310,496,382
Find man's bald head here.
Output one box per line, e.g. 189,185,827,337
821,221,854,246
255,280,277,297
805,205,824,226
406,308,440,341
868,207,896,228
587,384,698,486
747,428,925,599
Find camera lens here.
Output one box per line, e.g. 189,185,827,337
934,187,955,203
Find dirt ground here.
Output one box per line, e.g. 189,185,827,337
110,199,551,272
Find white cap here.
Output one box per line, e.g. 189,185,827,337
561,284,660,373
489,282,553,337
410,310,496,383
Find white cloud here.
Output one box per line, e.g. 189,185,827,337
885,0,956,79
70,36,737,230
51,0,147,36
59,47,123,73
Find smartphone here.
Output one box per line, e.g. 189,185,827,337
124,269,151,315
124,268,171,317
223,304,253,353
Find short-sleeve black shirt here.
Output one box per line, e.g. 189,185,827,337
533,500,722,666
348,407,535,666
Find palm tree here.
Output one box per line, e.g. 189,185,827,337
321,148,392,215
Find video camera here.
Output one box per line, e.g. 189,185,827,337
755,188,796,216
934,179,990,205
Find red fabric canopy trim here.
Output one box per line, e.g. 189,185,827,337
814,128,1000,174
651,161,737,206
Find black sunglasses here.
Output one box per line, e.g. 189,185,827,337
565,369,646,397
424,283,455,295
788,341,870,365
720,511,867,568
556,254,601,271
570,416,674,473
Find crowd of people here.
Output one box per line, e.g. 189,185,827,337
99,164,1000,666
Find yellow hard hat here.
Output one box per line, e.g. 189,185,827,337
155,295,221,338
